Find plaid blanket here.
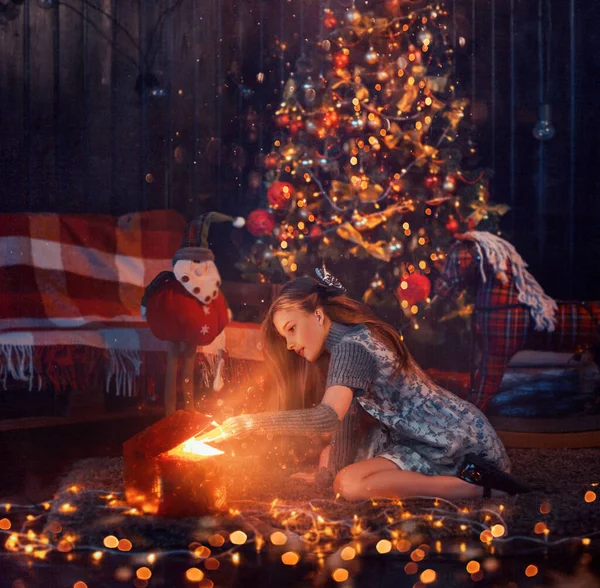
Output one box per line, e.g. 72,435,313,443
0,211,185,332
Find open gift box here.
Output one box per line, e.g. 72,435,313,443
123,410,227,518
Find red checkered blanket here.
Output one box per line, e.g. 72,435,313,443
0,211,185,332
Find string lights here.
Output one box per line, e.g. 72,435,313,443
1,482,598,584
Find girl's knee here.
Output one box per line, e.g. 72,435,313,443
333,468,364,502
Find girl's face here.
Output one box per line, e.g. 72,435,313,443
273,306,328,362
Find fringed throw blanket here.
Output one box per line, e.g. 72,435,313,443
0,325,265,396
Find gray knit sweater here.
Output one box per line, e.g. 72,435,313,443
211,322,378,486
324,322,378,392
319,322,378,483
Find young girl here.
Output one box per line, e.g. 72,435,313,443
199,271,531,501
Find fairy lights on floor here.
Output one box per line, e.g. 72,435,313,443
1,483,598,585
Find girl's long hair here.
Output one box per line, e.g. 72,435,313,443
261,276,431,411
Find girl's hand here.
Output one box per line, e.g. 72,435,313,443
196,415,253,444
196,424,226,444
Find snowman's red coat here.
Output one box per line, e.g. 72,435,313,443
145,278,230,346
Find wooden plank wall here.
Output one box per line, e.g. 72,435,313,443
0,0,599,299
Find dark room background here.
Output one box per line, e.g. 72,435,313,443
1,0,599,300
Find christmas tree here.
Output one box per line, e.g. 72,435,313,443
238,0,509,330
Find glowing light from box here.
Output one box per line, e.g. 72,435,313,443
167,438,225,459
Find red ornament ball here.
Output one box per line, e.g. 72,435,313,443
276,113,290,128
445,215,460,235
267,181,295,209
309,225,323,239
424,175,440,190
264,152,280,170
247,209,276,237
323,9,337,29
289,118,304,135
396,273,431,305
323,110,340,129
332,52,349,69
443,174,457,192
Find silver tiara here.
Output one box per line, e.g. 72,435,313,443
315,264,346,292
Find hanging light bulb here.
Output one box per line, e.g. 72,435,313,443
532,104,555,141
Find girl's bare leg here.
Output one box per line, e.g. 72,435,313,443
333,457,505,501
319,444,331,469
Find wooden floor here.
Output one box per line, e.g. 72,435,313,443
490,414,600,448
0,410,164,505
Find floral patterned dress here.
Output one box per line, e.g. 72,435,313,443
325,322,511,476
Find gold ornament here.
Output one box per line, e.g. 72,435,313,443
330,178,384,205
355,84,370,102
411,65,426,79
345,8,362,26
365,48,379,65
329,181,355,205
424,75,448,92
376,70,390,83
336,223,391,261
444,98,469,130
439,291,474,324
401,129,439,164
283,78,298,100
358,182,384,203
426,95,445,113
467,201,510,227
354,201,415,231
397,85,418,113
382,122,402,149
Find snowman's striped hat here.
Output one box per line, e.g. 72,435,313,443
173,212,245,265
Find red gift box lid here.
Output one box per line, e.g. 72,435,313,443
123,410,216,459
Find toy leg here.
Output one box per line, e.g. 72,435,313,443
181,343,196,411
212,330,227,392
213,348,225,392
472,353,511,412
471,332,523,412
164,342,179,415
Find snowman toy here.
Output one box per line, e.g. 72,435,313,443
143,212,245,395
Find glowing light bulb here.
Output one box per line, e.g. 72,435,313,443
532,104,556,141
